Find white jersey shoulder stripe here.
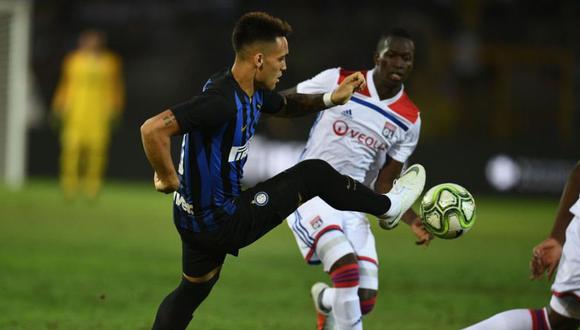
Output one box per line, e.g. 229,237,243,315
350,96,410,131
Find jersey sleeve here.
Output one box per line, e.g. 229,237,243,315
387,117,421,163
261,90,285,114
571,196,580,218
296,68,340,94
170,90,235,133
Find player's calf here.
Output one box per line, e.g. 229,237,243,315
359,289,377,315
329,262,362,329
314,231,362,329
152,268,221,330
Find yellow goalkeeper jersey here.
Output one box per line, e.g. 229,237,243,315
52,50,124,131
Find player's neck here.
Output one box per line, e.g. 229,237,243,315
373,72,402,100
231,59,256,97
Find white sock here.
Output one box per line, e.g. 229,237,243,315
321,287,335,311
463,308,550,330
383,192,401,217
331,286,362,330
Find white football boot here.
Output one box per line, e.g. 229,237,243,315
311,282,335,330
378,164,426,230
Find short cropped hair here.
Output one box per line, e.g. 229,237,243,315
376,28,413,53
232,12,292,54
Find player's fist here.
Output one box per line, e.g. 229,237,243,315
529,237,562,280
154,171,179,194
331,72,366,105
411,217,433,247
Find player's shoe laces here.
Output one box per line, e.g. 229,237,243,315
378,164,426,230
311,282,334,330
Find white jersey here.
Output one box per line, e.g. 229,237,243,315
297,68,421,187
550,196,580,318
571,196,580,218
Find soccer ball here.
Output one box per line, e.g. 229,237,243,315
419,183,476,239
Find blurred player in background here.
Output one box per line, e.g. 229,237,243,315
52,30,124,200
464,161,580,330
285,29,432,330
140,12,426,330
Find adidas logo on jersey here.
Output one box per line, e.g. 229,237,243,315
341,109,352,118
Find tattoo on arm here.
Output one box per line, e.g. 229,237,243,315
162,115,175,127
274,89,326,118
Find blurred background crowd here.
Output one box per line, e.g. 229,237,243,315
3,0,579,196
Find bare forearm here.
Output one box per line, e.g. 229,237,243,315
276,89,326,117
140,119,177,179
402,209,420,226
550,162,580,243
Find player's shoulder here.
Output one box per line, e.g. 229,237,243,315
336,68,367,82
103,51,122,64
200,69,234,98
337,68,371,97
390,91,421,124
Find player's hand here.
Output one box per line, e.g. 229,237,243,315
154,172,179,194
411,217,433,247
330,72,366,105
529,237,562,281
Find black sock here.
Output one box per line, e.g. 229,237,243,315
291,159,390,216
152,275,219,330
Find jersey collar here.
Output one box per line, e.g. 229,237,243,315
366,68,405,104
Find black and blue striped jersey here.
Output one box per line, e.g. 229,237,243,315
170,69,284,232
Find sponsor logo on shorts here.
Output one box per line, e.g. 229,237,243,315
252,191,269,206
309,216,323,230
174,191,194,214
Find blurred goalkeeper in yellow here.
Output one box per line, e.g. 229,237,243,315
52,30,124,199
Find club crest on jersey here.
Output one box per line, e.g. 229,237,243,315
252,191,269,206
309,216,323,230
382,121,397,138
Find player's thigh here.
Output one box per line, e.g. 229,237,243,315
287,197,350,266
547,306,580,330
180,236,226,279
233,169,308,248
550,218,580,320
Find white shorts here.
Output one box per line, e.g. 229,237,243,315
286,197,378,267
550,216,580,319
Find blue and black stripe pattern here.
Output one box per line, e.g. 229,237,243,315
174,71,263,232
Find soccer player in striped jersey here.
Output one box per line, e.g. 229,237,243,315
285,29,432,330
464,161,580,330
140,13,426,330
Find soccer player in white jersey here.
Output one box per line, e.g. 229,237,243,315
464,161,580,330
284,29,432,330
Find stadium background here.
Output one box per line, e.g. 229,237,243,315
1,0,579,329
27,0,579,193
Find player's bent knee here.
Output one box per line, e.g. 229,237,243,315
330,262,360,288
183,265,221,284
358,289,377,315
547,306,580,330
295,159,333,180
316,230,356,273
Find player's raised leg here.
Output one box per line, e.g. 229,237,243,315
284,159,425,222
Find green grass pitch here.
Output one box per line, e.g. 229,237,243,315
0,181,556,329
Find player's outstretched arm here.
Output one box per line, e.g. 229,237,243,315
274,72,366,117
140,110,181,193
375,159,433,246
530,161,580,280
